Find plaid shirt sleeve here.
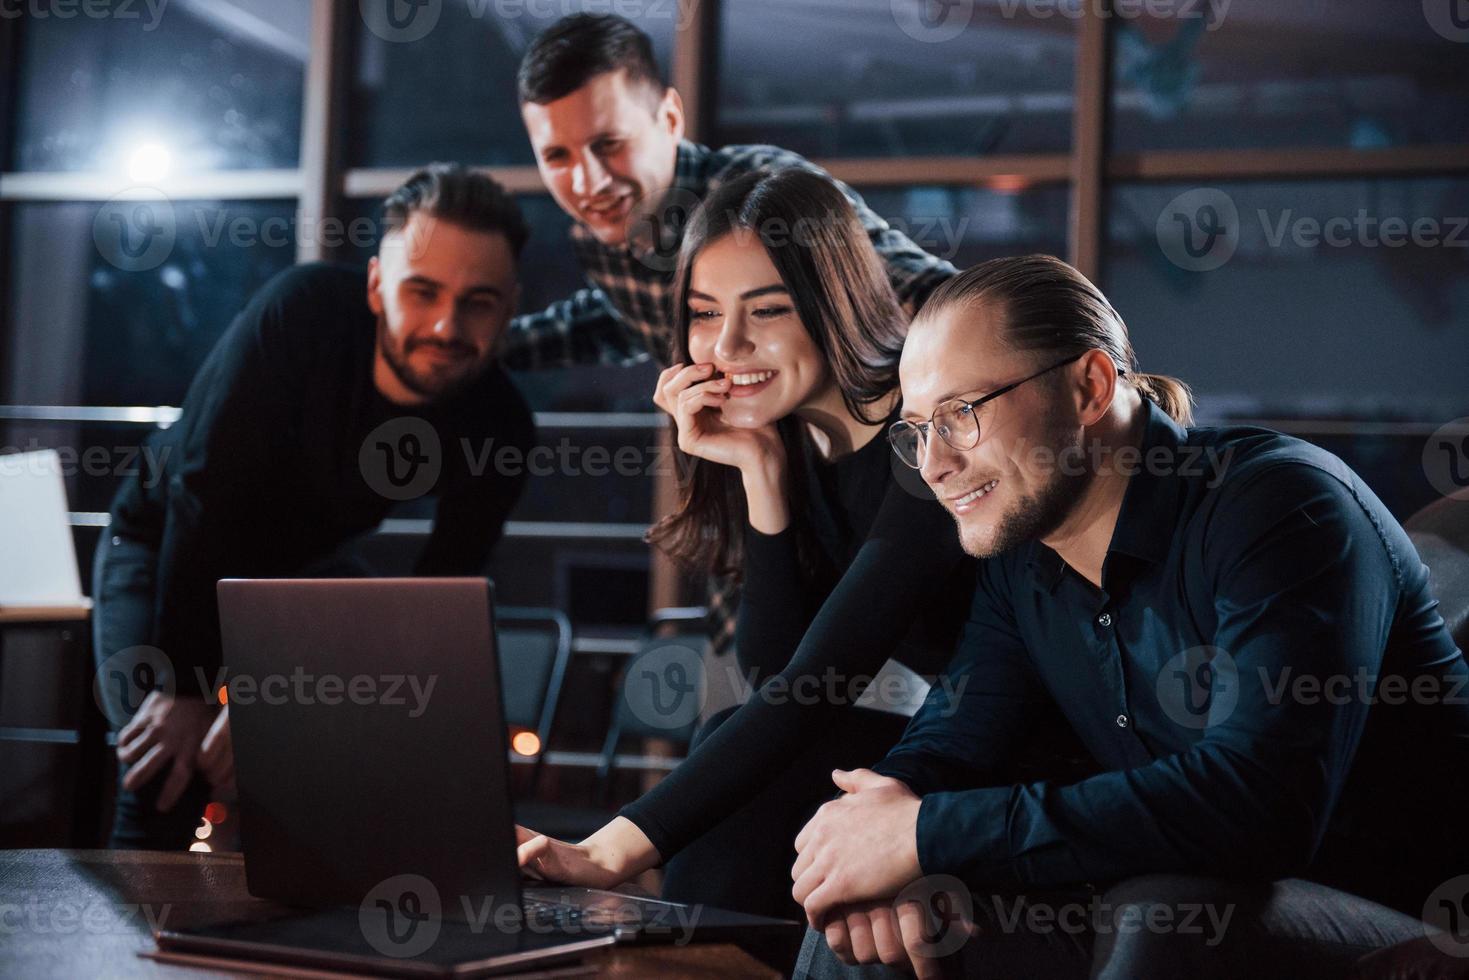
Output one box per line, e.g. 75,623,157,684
703,572,741,661
502,284,652,371
708,145,960,316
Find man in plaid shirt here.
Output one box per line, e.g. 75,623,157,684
508,14,958,657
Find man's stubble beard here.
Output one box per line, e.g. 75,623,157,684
955,414,1092,560
376,312,486,402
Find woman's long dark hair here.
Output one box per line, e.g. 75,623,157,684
646,169,908,581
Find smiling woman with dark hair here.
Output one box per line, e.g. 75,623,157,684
514,168,983,916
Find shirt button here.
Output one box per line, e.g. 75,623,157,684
1097,612,1112,627
1115,714,1129,728
111,536,122,547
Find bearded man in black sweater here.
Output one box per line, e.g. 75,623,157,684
91,164,537,849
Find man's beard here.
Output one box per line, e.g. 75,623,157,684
377,314,484,402
956,417,1092,559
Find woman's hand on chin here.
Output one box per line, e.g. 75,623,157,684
655,361,785,475
514,817,660,890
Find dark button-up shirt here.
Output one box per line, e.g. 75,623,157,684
874,398,1469,914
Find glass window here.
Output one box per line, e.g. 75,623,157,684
348,1,676,168
716,0,1076,158
1104,177,1469,422
857,184,1071,269
1108,0,1469,152
10,0,308,172
3,199,299,407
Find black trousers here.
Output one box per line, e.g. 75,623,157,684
659,702,911,919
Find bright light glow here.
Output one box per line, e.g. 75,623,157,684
204,802,229,824
189,841,212,853
511,730,542,756
194,820,213,840
127,142,172,184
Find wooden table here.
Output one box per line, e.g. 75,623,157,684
0,850,792,979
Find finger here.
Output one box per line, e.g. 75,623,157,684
116,724,157,764
675,378,731,411
791,843,815,882
831,768,886,794
116,691,157,745
803,878,843,930
201,743,231,785
868,906,908,968
794,812,817,853
117,714,144,747
793,864,824,919
823,917,853,964
199,718,225,768
897,900,944,980
121,742,167,792
661,362,717,405
516,835,552,879
846,909,878,964
156,753,195,813
653,365,683,412
674,391,732,448
676,388,730,420
514,825,545,846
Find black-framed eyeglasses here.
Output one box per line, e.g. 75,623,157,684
888,352,1093,469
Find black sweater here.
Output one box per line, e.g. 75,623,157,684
107,263,536,695
618,422,976,859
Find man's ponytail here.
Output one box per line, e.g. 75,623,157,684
1128,372,1194,426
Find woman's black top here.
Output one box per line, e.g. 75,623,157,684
618,417,976,859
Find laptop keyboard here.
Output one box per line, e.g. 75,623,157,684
521,897,594,931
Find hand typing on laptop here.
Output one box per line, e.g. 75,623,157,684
515,817,660,889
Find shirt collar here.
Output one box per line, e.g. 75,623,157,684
1106,397,1190,565
1027,398,1191,593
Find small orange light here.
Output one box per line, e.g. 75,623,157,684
511,731,541,757
217,685,228,706
986,174,1031,194
204,802,228,825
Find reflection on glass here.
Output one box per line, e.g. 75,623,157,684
4,200,298,407
349,1,675,168
1108,0,1469,151
858,184,1070,268
717,0,1076,158
11,0,308,172
1105,178,1469,421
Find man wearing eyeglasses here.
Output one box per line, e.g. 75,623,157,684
789,255,1469,978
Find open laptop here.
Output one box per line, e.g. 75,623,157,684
0,448,87,612
154,578,797,976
